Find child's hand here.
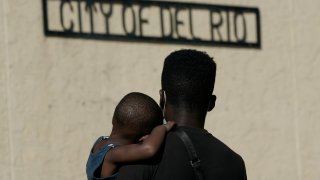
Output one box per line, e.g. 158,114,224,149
164,121,176,132
139,135,149,142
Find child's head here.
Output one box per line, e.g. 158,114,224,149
112,92,163,141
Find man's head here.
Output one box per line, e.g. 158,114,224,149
161,49,217,112
112,92,163,141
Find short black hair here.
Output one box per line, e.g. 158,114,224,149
161,49,216,110
113,92,163,135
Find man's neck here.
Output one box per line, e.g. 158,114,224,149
164,104,207,129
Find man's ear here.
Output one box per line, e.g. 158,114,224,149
207,95,216,112
159,89,165,110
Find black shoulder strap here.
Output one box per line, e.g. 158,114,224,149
174,129,204,180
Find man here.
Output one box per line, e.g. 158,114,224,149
117,49,247,180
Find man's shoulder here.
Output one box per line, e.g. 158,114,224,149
156,127,246,179
166,127,245,165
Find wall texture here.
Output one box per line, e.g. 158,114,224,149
0,0,319,180
1,0,11,179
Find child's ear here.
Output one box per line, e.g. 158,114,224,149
139,135,149,142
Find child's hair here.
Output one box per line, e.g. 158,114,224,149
112,92,163,136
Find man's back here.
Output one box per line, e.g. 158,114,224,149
153,126,246,180
118,126,247,180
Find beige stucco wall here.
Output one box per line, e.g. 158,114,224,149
1,0,11,179
0,0,319,180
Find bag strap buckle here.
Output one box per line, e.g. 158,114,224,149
190,159,201,168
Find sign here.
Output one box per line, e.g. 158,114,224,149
43,0,261,48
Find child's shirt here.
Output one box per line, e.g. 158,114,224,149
86,136,118,180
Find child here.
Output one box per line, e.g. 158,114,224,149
86,92,175,180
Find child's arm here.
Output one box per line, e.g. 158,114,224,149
100,121,175,178
106,121,175,163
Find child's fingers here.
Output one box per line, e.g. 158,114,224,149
139,135,149,142
164,121,176,131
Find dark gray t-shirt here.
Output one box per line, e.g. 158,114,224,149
118,126,247,180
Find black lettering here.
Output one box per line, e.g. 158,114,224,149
60,1,74,32
188,8,201,40
160,6,173,38
85,0,97,34
210,9,223,41
122,4,136,36
100,1,113,35
77,0,83,33
174,7,186,39
139,5,149,37
47,0,261,48
226,10,230,42
234,12,247,42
